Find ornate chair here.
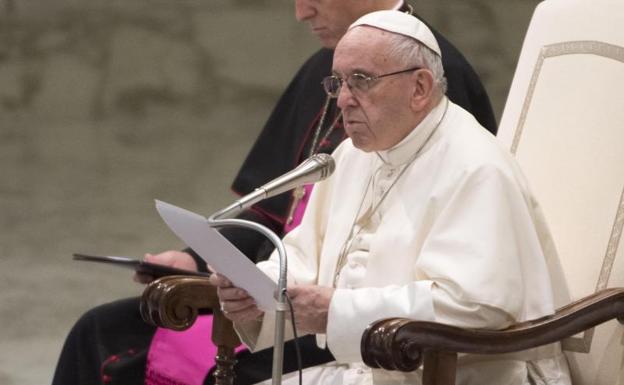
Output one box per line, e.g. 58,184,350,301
141,0,624,384
362,0,624,384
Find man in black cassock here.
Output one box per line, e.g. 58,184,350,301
52,1,497,384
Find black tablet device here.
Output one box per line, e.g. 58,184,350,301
72,253,211,278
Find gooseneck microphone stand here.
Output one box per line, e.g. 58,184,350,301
206,153,335,385
207,207,288,385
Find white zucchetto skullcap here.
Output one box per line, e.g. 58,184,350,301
348,10,441,57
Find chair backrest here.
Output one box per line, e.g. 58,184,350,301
496,0,624,383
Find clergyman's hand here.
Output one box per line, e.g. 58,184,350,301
287,284,335,334
133,250,198,284
209,273,264,323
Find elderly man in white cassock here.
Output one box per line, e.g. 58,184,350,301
211,10,572,385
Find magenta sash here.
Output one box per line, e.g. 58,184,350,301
145,316,246,385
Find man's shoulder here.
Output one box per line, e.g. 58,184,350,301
438,103,511,170
432,113,524,195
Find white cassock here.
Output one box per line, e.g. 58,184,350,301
236,98,572,385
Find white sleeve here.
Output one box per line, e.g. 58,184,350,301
326,281,513,363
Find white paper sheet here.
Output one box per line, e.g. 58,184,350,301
155,200,277,311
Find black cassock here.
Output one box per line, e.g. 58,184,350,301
52,14,497,385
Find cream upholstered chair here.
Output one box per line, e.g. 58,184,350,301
361,0,624,384
498,0,624,382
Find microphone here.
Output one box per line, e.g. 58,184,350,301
212,153,335,220
208,155,334,385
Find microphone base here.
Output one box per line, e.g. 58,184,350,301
271,306,288,385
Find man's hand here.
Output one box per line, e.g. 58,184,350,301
287,285,335,334
133,250,198,284
209,273,264,323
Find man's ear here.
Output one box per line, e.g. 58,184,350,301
410,69,435,111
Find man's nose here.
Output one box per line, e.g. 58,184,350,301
336,83,357,109
295,0,316,21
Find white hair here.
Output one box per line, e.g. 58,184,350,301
385,32,448,97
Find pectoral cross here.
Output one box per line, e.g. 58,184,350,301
286,186,306,225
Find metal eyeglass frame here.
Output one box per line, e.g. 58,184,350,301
321,66,421,97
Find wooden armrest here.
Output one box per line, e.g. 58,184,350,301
361,287,624,372
140,275,218,330
140,275,241,385
140,275,240,348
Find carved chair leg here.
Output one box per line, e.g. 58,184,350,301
422,350,458,385
213,345,237,385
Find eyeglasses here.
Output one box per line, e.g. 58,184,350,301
321,67,421,98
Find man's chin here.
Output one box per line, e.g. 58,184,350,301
314,31,339,49
351,138,374,152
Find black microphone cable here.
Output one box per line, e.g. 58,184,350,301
283,288,303,385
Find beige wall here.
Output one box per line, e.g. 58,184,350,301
0,1,539,384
